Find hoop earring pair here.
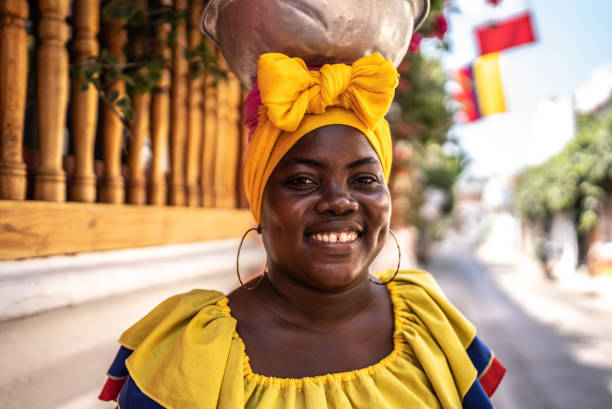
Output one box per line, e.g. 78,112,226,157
236,227,401,289
369,229,401,285
236,226,266,290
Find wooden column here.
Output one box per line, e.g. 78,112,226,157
99,20,126,204
168,0,189,206
34,0,70,201
200,50,217,207
149,17,171,205
69,0,99,202
238,89,249,209
185,0,204,207
224,73,241,209
127,93,150,205
126,0,150,205
213,54,229,207
0,0,29,200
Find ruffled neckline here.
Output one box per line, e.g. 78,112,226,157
221,271,407,388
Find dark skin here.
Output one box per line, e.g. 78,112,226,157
228,125,394,378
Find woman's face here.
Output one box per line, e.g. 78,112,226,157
260,125,391,289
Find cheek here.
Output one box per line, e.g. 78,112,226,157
369,189,392,226
260,192,312,261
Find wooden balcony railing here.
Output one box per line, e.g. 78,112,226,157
0,0,253,260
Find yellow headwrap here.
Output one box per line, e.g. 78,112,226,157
243,52,399,223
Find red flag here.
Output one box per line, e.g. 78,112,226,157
475,12,536,55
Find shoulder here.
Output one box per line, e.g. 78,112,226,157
111,289,241,407
377,268,446,298
378,268,476,347
119,289,229,350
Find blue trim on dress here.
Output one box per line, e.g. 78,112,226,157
118,376,165,409
463,380,494,409
108,346,133,378
466,336,492,376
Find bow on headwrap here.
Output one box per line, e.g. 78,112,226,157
244,52,399,223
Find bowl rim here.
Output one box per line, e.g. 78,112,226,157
200,0,431,48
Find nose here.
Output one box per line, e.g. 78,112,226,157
315,182,358,215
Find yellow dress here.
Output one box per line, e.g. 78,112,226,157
99,270,505,409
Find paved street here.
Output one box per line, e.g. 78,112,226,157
427,238,612,409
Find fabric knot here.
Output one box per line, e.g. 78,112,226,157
316,64,354,110
257,52,398,133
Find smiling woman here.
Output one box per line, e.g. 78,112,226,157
99,52,504,409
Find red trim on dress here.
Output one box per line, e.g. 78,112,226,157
479,356,506,397
99,376,127,402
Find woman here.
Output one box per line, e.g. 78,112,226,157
99,52,505,409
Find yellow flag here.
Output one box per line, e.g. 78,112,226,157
473,52,506,117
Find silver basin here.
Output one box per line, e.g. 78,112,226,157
201,0,430,87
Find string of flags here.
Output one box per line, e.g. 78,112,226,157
453,0,537,123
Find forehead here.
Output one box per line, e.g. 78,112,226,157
280,125,380,164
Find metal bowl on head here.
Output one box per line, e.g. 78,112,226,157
201,0,430,88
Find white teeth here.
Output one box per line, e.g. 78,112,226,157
311,231,358,243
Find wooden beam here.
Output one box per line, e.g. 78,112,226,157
0,200,254,260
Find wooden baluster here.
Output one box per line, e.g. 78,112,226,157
185,0,204,207
214,53,229,207
98,20,126,204
126,0,150,205
34,0,70,201
148,19,171,206
200,64,217,207
238,89,249,209
69,0,99,202
0,0,29,200
127,94,150,205
224,73,241,209
168,0,189,206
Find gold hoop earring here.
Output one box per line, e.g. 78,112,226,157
370,229,401,285
236,226,266,290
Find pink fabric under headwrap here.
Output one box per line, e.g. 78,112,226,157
243,83,262,141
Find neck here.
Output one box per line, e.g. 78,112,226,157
258,268,380,330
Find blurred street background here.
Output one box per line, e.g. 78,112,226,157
412,0,612,407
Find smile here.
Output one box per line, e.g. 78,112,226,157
308,231,359,243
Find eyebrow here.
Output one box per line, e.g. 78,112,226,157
278,156,380,170
279,158,324,169
347,156,380,169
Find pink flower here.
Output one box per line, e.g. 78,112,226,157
409,32,423,53
487,0,502,5
434,14,448,39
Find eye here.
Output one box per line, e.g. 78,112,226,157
286,175,318,189
353,174,379,185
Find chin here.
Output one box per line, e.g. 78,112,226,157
308,264,365,289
